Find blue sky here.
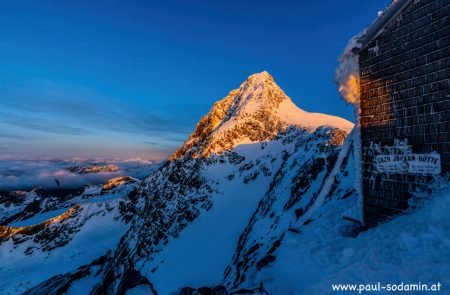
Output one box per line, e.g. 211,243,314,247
0,0,391,160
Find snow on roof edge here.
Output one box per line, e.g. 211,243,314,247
355,0,413,52
335,0,414,106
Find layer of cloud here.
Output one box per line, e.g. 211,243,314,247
0,158,159,191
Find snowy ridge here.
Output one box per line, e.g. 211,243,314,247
0,180,141,293
0,205,80,241
0,176,139,227
223,128,355,290
172,71,353,159
296,128,355,224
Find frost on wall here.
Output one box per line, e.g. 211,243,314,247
335,32,366,225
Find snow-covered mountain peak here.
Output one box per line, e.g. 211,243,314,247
229,70,287,113
171,71,353,160
245,70,273,82
0,73,354,295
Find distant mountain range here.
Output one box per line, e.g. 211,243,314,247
0,158,158,191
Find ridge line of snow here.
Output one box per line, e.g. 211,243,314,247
296,128,355,225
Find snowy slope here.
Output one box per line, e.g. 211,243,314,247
0,191,40,225
223,129,356,291
245,181,450,294
85,71,353,294
8,207,70,227
0,180,141,294
139,129,336,294
0,177,139,227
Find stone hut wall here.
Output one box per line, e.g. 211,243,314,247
359,0,450,225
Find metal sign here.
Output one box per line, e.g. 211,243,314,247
375,153,441,175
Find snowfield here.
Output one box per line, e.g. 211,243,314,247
0,201,128,293
259,185,450,294
0,181,139,294
141,140,290,294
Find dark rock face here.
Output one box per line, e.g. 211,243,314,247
0,205,81,246
102,176,137,192
179,285,228,295
117,268,156,295
284,157,326,211
256,255,276,270
23,254,109,295
0,198,41,226
180,287,197,295
92,154,217,294
66,164,120,174
0,183,121,227
0,188,81,226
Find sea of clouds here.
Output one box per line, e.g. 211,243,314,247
0,158,159,191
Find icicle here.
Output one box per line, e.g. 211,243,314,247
353,103,365,226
